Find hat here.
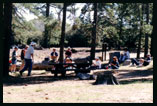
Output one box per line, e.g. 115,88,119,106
68,46,71,49
95,57,99,59
113,56,117,59
30,42,36,46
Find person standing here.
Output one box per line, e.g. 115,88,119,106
19,45,28,71
10,46,19,73
19,42,36,76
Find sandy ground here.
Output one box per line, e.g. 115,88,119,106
10,47,145,63
4,48,153,103
3,70,153,103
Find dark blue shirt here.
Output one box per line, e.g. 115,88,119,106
111,61,119,67
51,52,58,57
12,50,16,61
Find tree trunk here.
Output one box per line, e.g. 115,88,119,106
59,3,67,63
0,3,4,77
137,4,144,58
3,3,13,77
150,6,153,56
144,3,149,57
43,3,50,48
90,3,97,63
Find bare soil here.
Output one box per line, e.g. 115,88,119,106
4,48,153,103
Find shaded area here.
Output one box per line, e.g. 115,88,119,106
3,73,79,86
116,69,153,79
119,78,153,85
3,69,153,86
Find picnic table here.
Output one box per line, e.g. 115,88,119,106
48,62,92,77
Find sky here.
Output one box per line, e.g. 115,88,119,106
22,3,89,24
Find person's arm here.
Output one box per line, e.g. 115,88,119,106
31,48,34,62
98,61,101,68
117,62,120,67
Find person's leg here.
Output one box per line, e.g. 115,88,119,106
13,65,16,72
20,59,29,75
27,59,32,76
131,58,139,65
19,60,25,71
111,65,119,69
10,65,13,72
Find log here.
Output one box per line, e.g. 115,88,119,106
10,63,53,71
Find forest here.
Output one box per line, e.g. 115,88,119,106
2,3,153,77
10,3,153,50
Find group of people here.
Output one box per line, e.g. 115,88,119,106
90,48,152,70
50,47,73,70
10,42,36,76
9,44,152,76
10,44,73,76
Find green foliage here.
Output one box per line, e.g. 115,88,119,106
11,3,153,50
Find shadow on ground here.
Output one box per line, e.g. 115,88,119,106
3,73,79,86
3,69,153,86
116,69,153,79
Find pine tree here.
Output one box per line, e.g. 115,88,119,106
59,3,67,63
90,3,97,62
3,3,13,77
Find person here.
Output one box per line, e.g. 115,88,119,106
50,48,58,63
108,56,119,69
131,54,151,67
90,57,102,69
65,47,72,59
19,42,36,76
119,53,126,64
50,48,58,70
10,46,19,73
19,45,28,71
124,48,130,60
64,57,74,69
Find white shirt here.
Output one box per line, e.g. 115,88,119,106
95,60,101,69
124,51,130,59
25,46,34,59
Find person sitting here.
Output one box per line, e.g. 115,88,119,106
65,47,72,59
119,53,126,64
90,57,102,69
64,57,74,69
50,48,58,63
10,46,19,73
131,54,151,67
124,48,130,60
108,56,119,69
